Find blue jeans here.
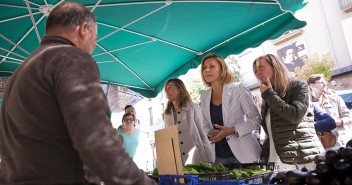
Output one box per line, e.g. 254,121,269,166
215,156,240,164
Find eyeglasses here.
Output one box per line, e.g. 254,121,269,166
123,118,135,122
315,81,326,85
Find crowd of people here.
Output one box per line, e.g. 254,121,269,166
0,1,351,185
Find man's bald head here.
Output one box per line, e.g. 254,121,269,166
45,2,97,54
46,2,96,33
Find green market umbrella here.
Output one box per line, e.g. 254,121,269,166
0,0,306,98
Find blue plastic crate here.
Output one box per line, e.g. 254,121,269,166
239,172,274,184
197,172,232,180
159,175,199,185
246,184,276,185
199,180,245,185
158,175,245,185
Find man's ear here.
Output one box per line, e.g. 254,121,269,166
77,22,89,40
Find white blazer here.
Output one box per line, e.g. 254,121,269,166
200,83,262,163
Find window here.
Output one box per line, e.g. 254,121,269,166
342,17,352,61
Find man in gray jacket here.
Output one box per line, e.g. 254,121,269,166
0,2,156,185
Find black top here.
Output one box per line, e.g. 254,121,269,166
210,103,234,158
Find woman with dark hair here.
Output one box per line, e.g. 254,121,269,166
118,112,150,171
200,53,262,164
252,54,323,168
118,105,140,130
163,78,213,165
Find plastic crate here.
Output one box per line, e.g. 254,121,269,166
159,175,245,185
246,184,277,185
197,171,232,180
199,179,245,185
159,175,198,185
239,171,274,184
224,162,278,172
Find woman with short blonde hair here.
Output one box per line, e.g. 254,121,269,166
201,53,234,87
200,53,261,164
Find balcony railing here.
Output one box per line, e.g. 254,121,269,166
339,0,352,12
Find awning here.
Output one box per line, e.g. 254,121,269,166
0,0,307,97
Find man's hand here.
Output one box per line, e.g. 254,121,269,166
209,124,235,144
260,77,272,93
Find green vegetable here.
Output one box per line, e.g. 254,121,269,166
152,167,158,176
230,166,269,179
184,162,216,173
212,163,228,172
183,166,199,174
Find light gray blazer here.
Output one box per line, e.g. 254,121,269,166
163,101,213,165
200,83,262,163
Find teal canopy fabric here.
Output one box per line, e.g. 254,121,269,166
0,0,306,98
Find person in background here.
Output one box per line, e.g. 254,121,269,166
118,105,140,130
0,2,156,185
252,54,323,169
163,78,213,165
118,113,151,171
200,53,261,164
310,103,337,150
125,105,141,127
307,74,352,148
252,93,263,114
252,94,265,145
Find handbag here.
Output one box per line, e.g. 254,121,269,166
317,131,336,148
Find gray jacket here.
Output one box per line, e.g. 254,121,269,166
163,101,213,165
261,81,323,164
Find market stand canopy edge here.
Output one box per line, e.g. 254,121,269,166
0,0,306,98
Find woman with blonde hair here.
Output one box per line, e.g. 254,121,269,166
163,78,213,165
200,53,261,164
252,54,323,167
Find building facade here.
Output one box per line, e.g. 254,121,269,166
239,0,352,91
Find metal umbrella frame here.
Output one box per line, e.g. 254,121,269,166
0,0,306,97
